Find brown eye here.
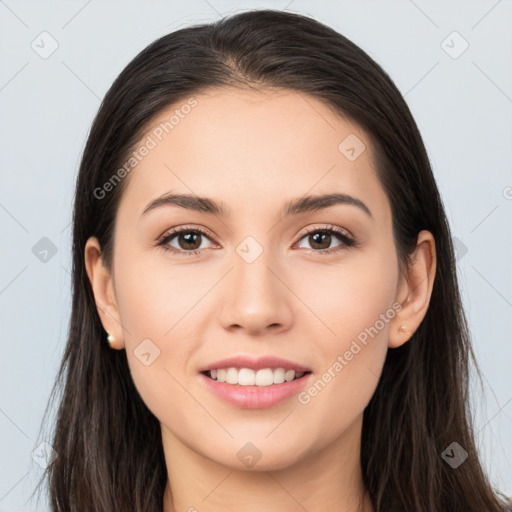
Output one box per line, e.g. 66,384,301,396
176,231,203,250
296,227,356,253
308,231,333,250
158,227,215,256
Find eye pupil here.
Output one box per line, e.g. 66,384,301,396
179,232,202,250
310,232,331,250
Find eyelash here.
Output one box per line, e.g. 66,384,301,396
156,224,358,257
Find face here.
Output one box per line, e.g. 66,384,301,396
91,87,410,471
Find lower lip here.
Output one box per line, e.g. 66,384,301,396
199,372,313,409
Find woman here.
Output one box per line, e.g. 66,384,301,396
36,8,511,512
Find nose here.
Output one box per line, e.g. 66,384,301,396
218,249,294,336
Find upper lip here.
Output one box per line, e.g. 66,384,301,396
200,355,311,373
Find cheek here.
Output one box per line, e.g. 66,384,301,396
112,259,206,417
290,249,397,420
290,244,399,349
114,254,213,340
294,304,390,447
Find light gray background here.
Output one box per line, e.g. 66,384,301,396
1,0,511,509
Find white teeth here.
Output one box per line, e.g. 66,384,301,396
255,368,274,386
226,367,238,384
238,368,256,386
206,367,308,386
273,368,285,384
285,370,295,382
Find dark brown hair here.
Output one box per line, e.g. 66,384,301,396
33,8,511,511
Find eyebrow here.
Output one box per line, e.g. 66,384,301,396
140,192,373,219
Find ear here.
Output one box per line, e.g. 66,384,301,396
389,230,437,349
84,236,125,350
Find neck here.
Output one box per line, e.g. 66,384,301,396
161,414,373,512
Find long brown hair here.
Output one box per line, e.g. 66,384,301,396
33,9,511,511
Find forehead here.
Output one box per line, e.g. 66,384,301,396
116,87,389,223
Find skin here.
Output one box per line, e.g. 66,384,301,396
85,87,436,512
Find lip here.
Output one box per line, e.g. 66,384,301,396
199,371,313,409
199,355,311,373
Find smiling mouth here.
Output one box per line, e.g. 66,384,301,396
201,367,312,386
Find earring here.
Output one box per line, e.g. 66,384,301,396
106,332,115,347
399,324,411,339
